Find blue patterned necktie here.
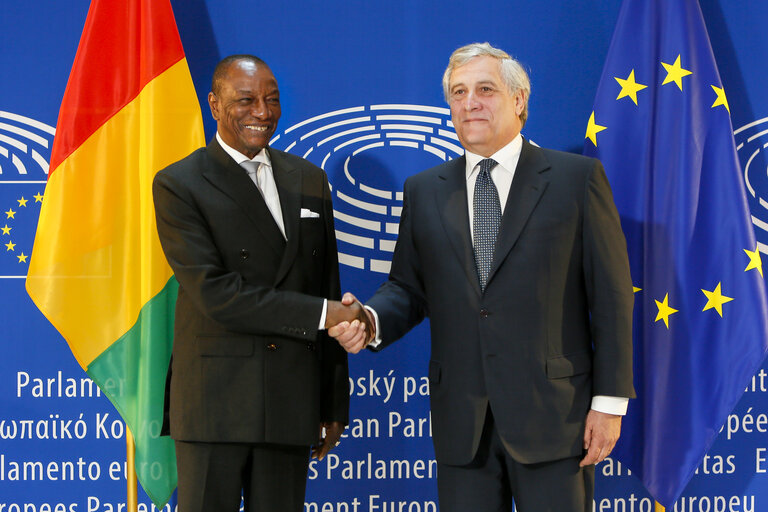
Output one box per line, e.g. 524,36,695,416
473,158,501,292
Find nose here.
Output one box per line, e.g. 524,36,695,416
251,98,269,118
462,90,480,111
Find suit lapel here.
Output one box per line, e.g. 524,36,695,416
487,139,550,286
435,156,482,297
269,148,302,286
202,139,285,256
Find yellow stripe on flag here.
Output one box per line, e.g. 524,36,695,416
27,58,204,368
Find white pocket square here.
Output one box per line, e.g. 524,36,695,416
300,208,320,218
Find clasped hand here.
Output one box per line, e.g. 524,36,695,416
325,292,374,353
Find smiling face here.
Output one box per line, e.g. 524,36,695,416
448,56,525,157
208,59,281,158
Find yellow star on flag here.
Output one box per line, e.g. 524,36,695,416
615,70,647,105
5,208,16,219
33,192,44,203
5,240,16,252
744,246,763,277
633,286,642,293
711,85,730,113
1,225,10,235
17,197,28,207
701,282,734,317
585,111,607,147
655,293,678,329
661,54,693,90
17,252,27,263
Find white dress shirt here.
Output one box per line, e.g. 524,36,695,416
464,133,522,235
216,133,328,329
216,132,286,238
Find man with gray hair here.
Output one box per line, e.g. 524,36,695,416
330,42,635,511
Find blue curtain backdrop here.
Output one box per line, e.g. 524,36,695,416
1,1,767,510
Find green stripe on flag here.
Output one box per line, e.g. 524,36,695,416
87,277,178,507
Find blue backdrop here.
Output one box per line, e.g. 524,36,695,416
1,1,767,510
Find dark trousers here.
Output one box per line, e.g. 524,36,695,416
437,409,594,512
175,440,310,512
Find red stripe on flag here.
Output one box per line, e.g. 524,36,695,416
49,0,185,175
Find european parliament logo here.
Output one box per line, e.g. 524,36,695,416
735,116,768,255
0,111,52,278
271,104,462,274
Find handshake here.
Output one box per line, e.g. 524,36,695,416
324,292,375,353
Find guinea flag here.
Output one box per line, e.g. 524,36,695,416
25,0,204,506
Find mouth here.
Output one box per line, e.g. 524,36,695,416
244,124,270,132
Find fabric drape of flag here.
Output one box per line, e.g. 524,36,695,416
584,0,768,507
25,0,204,506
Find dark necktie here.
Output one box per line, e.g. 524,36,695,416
473,158,501,292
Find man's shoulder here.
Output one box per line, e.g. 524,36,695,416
269,147,325,176
530,145,602,180
522,143,602,187
406,157,463,186
533,143,596,169
158,146,209,179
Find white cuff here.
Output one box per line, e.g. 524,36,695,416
318,299,328,329
364,305,382,348
591,395,629,415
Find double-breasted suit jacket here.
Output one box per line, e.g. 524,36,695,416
367,138,635,466
153,138,348,446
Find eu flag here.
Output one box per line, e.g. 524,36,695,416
584,0,768,506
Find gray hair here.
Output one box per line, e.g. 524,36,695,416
442,42,531,127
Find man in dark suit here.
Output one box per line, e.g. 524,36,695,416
153,55,365,512
330,43,635,511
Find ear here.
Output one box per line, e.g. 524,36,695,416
514,91,526,117
208,92,220,121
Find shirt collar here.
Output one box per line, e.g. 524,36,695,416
216,132,271,166
464,133,523,180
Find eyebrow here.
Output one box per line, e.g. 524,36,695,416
232,87,279,95
451,79,497,92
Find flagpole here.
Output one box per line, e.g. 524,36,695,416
127,426,138,512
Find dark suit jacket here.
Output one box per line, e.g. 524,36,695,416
153,138,348,446
367,138,635,466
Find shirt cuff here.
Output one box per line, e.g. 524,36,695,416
318,299,328,330
591,395,629,415
364,305,382,348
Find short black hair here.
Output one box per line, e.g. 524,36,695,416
211,55,270,95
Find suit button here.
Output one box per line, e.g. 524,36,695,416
312,249,318,257
480,309,490,318
266,343,277,351
307,342,315,351
241,249,249,259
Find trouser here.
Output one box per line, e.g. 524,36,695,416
175,440,309,512
437,408,594,512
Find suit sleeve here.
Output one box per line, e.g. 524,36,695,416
152,169,324,340
582,160,636,399
318,172,350,423
366,178,428,349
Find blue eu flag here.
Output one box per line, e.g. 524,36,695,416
584,0,768,506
